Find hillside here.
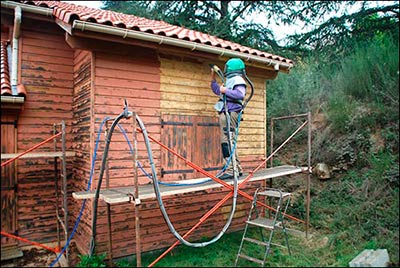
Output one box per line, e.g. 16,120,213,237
266,32,399,266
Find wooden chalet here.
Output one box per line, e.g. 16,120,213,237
0,0,306,264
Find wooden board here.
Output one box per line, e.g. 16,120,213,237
72,165,307,204
1,151,75,160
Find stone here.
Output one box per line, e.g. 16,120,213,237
349,249,390,267
313,163,331,180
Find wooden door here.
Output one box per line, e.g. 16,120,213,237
160,114,223,181
1,115,17,248
193,116,223,177
160,114,195,180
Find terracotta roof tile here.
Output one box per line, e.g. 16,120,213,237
1,41,27,98
1,41,12,96
20,1,294,66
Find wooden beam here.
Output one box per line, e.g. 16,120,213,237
1,151,75,159
56,18,72,35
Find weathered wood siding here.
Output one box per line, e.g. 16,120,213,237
93,47,161,187
78,47,162,256
17,20,74,243
70,49,93,254
1,114,17,248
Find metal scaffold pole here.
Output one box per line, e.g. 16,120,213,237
132,112,142,267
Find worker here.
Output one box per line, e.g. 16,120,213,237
210,58,246,180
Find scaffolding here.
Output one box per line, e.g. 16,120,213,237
53,121,70,267
269,113,312,236
1,120,74,266
72,109,312,267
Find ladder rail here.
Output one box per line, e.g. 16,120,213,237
234,188,259,266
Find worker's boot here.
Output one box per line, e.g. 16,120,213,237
218,158,234,180
217,142,234,180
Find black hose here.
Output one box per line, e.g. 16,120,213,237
89,101,132,256
242,71,254,110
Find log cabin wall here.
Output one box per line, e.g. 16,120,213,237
16,19,74,243
6,17,278,258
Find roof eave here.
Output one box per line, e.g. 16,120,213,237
72,20,294,72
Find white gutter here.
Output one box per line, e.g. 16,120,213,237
1,95,25,104
72,21,293,71
10,6,21,87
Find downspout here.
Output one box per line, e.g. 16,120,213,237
11,6,21,89
72,21,294,71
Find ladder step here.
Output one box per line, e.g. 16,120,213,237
246,217,281,229
258,190,291,198
238,254,264,265
243,237,269,247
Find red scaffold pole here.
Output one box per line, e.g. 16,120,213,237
1,231,61,253
1,132,62,167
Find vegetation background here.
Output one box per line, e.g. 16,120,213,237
78,1,399,267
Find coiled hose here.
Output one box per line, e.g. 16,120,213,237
136,113,239,247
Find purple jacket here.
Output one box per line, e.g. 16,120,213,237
211,80,246,113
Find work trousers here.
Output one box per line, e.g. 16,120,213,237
218,111,243,175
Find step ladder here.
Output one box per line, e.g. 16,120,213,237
235,187,292,267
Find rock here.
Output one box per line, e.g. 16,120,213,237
314,163,331,180
349,249,390,267
370,131,385,153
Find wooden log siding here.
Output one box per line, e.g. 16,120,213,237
16,21,74,243
1,114,17,248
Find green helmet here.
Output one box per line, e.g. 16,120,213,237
224,58,245,75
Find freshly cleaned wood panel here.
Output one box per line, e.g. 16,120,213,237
159,57,267,173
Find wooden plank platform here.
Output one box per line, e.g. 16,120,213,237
1,151,75,159
73,165,307,204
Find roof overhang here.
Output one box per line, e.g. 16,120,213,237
1,1,294,74
71,20,292,73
